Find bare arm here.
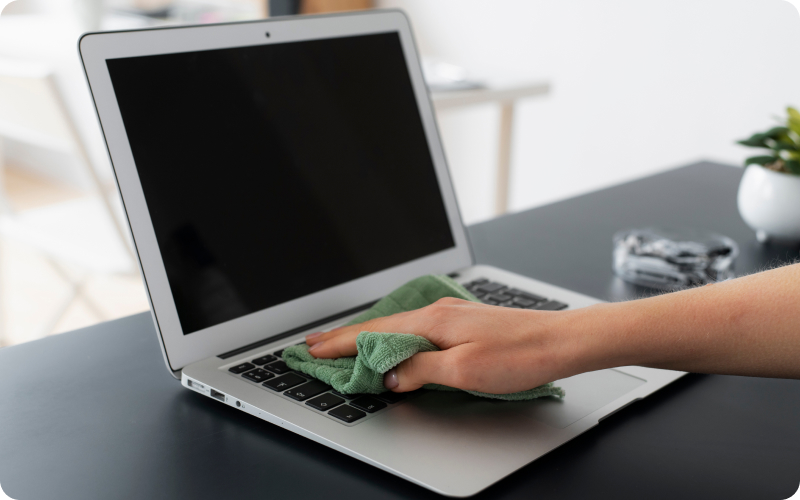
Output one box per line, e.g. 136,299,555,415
593,262,800,378
305,263,800,394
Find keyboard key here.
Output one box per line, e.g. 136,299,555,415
534,300,569,311
264,360,292,374
487,293,513,303
242,368,274,383
284,380,331,401
229,362,255,374
481,299,499,305
523,293,549,303
263,373,306,392
499,301,517,308
506,288,547,302
252,355,277,365
306,393,345,411
374,392,407,404
351,396,388,413
471,291,486,299
512,297,536,308
331,390,360,400
467,278,488,286
328,405,366,423
476,282,506,294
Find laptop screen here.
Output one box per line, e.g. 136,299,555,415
106,32,455,335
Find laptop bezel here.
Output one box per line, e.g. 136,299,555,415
79,10,474,372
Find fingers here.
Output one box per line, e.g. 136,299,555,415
305,322,365,347
309,335,470,393
306,297,482,351
304,326,341,346
304,297,485,360
384,347,471,393
305,309,422,358
306,329,360,358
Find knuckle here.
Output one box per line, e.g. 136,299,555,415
434,297,462,306
424,300,455,321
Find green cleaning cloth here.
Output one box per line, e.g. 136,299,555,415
282,274,564,401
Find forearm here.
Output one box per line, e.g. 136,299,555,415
571,263,800,378
308,264,800,395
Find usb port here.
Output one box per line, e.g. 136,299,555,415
210,389,225,402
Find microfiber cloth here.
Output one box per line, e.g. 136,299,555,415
283,274,564,401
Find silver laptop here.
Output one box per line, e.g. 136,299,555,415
79,10,684,497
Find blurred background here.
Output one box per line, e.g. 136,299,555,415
0,0,798,347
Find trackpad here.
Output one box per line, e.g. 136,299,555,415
517,369,646,429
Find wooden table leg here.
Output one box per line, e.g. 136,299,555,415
495,101,514,215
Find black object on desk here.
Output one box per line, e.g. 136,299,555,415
1,162,799,500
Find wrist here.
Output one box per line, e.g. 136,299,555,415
558,301,646,375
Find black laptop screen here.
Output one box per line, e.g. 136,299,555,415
106,32,455,335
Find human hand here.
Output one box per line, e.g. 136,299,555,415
304,298,595,394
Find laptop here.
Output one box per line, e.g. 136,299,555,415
79,10,685,497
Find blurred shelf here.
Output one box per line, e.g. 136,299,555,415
431,81,550,110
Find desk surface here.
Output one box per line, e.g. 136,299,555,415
1,162,799,500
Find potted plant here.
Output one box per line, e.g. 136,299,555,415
736,106,800,243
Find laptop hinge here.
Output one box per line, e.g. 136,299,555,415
217,299,378,360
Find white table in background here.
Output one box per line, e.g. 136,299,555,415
431,82,551,216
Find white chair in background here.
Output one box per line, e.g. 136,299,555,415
0,56,137,344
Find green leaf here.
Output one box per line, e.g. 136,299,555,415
745,155,778,166
788,107,800,136
737,133,770,148
771,140,799,152
738,127,791,148
785,159,800,175
764,126,790,138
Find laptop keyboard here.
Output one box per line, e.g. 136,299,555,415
464,278,569,311
227,347,410,426
225,277,568,425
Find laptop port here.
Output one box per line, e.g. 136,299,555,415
210,389,225,402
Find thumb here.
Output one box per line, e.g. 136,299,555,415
383,350,462,393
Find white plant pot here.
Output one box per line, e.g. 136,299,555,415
737,164,800,242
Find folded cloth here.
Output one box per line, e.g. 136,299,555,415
282,274,564,401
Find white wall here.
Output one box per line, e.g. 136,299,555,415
4,0,800,216
378,0,800,224
0,2,153,189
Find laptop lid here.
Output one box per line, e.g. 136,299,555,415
79,10,473,373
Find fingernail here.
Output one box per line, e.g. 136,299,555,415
384,369,399,389
308,341,324,353
306,331,323,340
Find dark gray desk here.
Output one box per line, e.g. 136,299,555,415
2,162,799,500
